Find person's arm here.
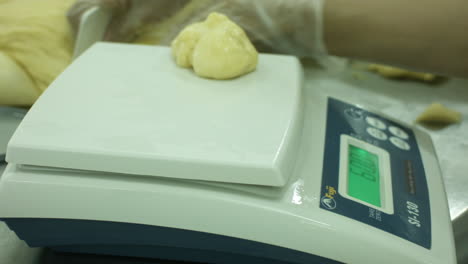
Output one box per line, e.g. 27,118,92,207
67,0,468,77
324,0,468,78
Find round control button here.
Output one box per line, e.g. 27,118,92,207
389,126,409,140
367,127,388,141
390,137,411,151
366,116,387,130
345,108,363,120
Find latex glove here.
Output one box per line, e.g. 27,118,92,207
67,0,328,59
67,0,190,42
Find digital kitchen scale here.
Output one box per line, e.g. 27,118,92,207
0,43,456,264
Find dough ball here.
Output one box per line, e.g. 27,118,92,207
416,103,462,125
368,64,437,82
171,12,258,80
171,22,207,68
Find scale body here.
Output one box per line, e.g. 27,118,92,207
0,43,456,264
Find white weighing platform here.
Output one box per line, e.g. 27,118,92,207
0,43,457,264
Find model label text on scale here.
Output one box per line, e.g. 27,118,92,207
407,201,421,228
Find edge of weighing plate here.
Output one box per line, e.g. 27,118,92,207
0,107,27,163
6,23,305,188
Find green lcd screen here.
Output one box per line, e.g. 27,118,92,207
348,145,381,207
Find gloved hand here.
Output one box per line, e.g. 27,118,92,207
67,0,328,59
67,0,190,42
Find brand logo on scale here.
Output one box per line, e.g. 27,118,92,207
321,186,337,210
321,197,336,210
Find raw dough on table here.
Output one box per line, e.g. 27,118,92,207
171,12,258,80
0,0,75,106
0,52,39,106
416,103,462,125
368,64,437,82
2,3,256,106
